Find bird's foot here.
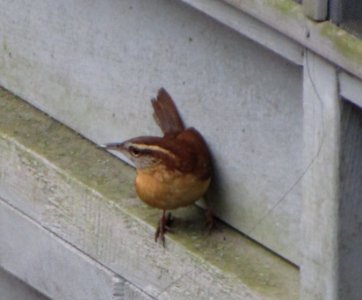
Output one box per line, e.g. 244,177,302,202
205,208,215,234
155,211,173,246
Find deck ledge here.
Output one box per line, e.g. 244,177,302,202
0,87,298,299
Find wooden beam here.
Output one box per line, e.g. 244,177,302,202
301,50,362,299
340,72,362,109
0,198,138,300
301,51,340,299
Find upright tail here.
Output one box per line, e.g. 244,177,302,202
151,88,185,136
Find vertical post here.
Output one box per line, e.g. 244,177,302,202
303,0,329,21
301,51,362,299
301,51,340,300
301,52,362,300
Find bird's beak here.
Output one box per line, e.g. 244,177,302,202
99,142,125,151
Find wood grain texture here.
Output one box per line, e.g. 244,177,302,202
0,89,298,299
301,51,362,299
0,199,129,300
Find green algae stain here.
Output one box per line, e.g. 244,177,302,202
147,206,300,300
320,23,362,64
266,0,302,17
0,87,136,203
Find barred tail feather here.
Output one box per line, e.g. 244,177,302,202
151,88,185,135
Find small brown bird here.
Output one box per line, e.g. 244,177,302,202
104,88,212,245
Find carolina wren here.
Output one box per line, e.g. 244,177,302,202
104,88,212,245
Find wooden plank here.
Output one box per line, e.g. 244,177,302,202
300,51,340,299
302,71,362,299
0,198,132,300
124,282,155,300
340,72,362,109
213,0,362,80
177,0,303,64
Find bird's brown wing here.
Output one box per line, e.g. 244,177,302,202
176,128,212,180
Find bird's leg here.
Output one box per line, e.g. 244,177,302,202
155,210,173,246
205,207,215,234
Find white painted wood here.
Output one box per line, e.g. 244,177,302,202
178,0,303,64
221,0,306,39
220,0,362,80
302,63,362,299
303,0,328,21
0,0,303,263
124,282,155,300
0,267,48,300
300,51,340,300
0,198,130,300
340,72,362,109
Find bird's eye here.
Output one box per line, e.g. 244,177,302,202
129,146,141,157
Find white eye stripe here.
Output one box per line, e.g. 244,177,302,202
127,143,177,159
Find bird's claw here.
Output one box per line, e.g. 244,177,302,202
205,208,215,234
155,211,173,246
